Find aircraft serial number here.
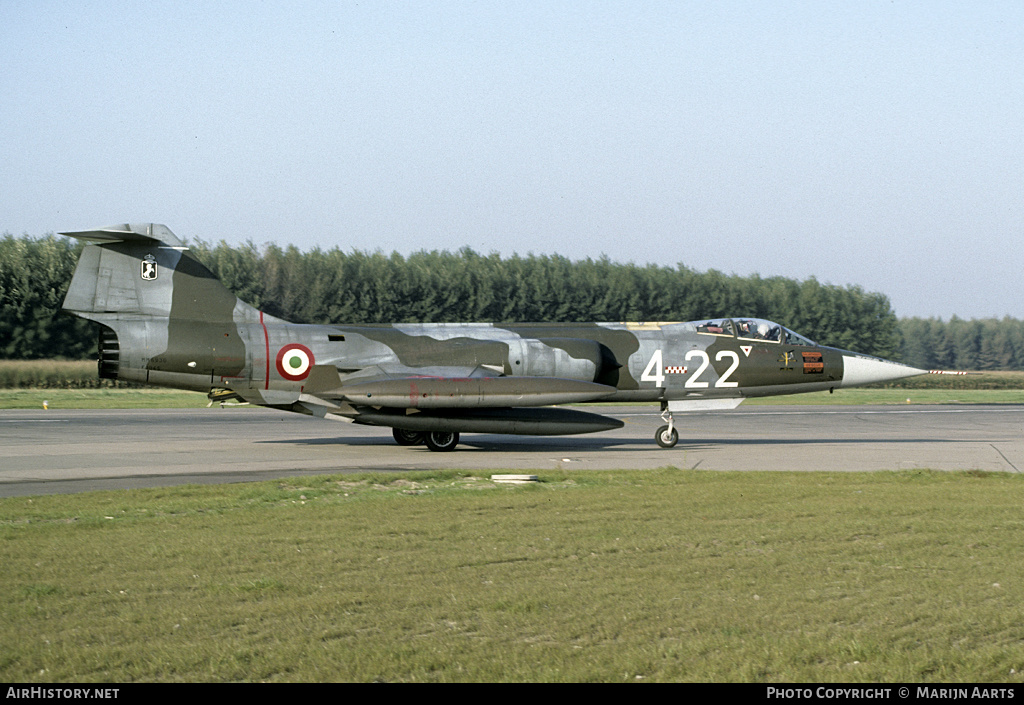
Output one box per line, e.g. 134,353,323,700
641,349,739,388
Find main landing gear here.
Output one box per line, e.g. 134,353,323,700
392,428,425,446
391,428,460,452
655,404,678,448
424,431,459,452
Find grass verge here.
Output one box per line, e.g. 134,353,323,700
2,469,1024,682
5,386,1024,410
0,388,208,409
2,364,1023,408
744,388,1024,405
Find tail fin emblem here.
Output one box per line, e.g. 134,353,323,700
141,254,158,281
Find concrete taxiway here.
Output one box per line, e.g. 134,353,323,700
1,405,1022,496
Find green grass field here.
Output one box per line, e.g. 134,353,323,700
0,388,210,409
2,469,1024,682
3,361,1023,408
4,362,1024,681
3,386,1024,410
746,387,1024,405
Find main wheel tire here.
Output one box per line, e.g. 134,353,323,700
425,431,460,452
655,425,678,449
393,428,426,446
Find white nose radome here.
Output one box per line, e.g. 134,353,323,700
841,355,927,388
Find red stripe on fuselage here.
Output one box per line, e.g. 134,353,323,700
260,311,270,390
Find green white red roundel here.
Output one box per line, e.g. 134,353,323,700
276,344,314,381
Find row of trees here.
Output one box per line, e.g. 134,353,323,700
0,235,96,360
189,239,901,358
2,234,1020,370
898,316,1024,371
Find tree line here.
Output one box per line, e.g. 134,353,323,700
898,316,1024,371
2,234,1020,370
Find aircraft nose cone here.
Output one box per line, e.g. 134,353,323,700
841,355,927,388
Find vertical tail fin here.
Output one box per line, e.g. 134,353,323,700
61,223,244,322
61,223,268,390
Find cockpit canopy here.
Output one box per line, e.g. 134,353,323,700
691,318,817,346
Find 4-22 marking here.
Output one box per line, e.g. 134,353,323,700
641,349,739,388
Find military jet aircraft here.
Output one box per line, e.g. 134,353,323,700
61,224,928,451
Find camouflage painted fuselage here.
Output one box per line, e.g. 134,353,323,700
62,224,925,443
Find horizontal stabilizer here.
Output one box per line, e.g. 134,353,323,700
60,223,186,248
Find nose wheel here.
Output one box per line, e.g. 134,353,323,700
655,406,678,448
655,425,678,448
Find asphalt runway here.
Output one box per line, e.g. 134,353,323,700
1,404,1022,496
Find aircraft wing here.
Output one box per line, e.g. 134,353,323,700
236,364,626,436
302,364,618,408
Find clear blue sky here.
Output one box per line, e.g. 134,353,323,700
2,1,1021,320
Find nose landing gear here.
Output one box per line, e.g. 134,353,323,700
655,404,678,448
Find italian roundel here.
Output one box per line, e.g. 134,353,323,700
276,343,315,381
